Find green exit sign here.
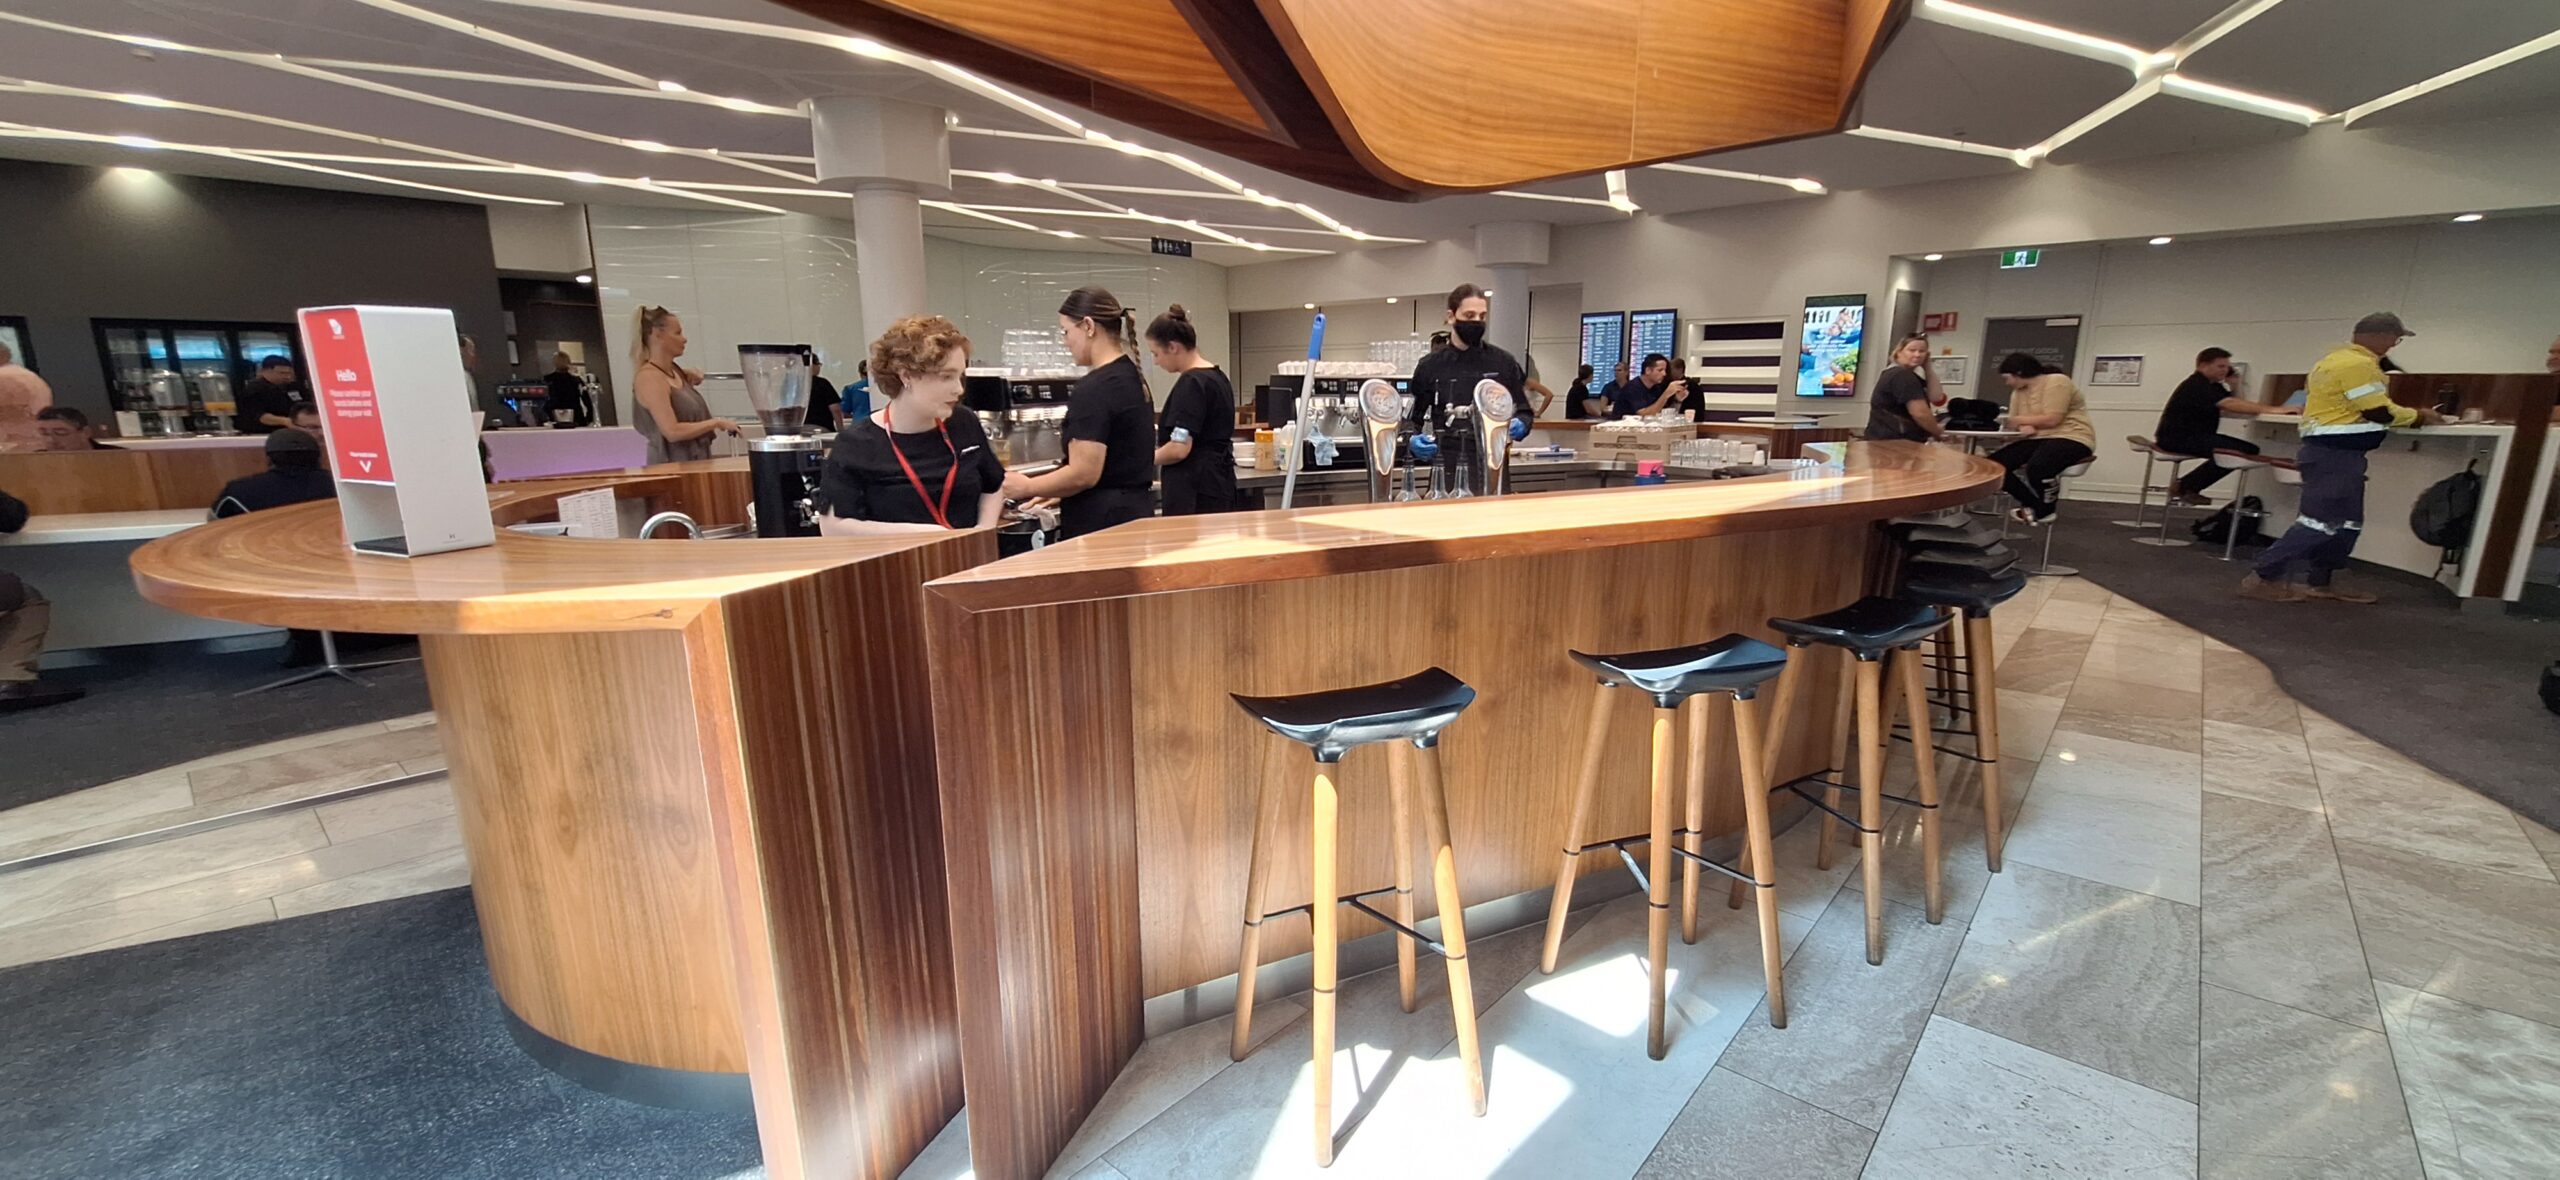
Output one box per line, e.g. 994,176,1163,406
1999,248,2042,269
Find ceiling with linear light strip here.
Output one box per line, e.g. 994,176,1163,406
1,0,2553,266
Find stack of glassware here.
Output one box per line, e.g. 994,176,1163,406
1366,337,1429,371
1000,328,1079,375
1669,437,1771,467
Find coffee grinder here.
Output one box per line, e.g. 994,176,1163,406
738,344,821,538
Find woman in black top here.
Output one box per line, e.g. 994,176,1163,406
1563,363,1596,420
1004,286,1158,538
818,315,1006,535
1864,333,1948,442
1145,304,1237,515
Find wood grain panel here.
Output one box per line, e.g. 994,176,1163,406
1840,0,1905,106
812,0,1268,131
0,450,161,513
1628,0,1847,165
691,529,992,1179
2469,374,2558,593
146,447,269,510
426,630,743,1072
927,594,1144,1180
1125,524,1866,993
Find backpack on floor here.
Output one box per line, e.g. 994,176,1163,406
2411,462,2483,549
2191,496,2266,546
2542,661,2560,717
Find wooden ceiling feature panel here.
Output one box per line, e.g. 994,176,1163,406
1628,0,1851,165
856,0,1269,133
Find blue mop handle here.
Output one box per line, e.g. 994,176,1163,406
1279,312,1326,509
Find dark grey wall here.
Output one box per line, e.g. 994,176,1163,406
0,158,506,420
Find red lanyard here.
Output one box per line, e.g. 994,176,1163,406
883,413,960,529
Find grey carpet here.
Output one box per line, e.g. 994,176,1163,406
0,888,761,1179
2045,519,2560,830
0,637,429,811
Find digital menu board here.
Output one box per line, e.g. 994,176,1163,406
1629,308,1678,370
1579,312,1626,377
1797,294,1867,398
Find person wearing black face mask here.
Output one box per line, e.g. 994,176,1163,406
1406,283,1532,439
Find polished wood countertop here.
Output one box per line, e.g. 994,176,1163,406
128,469,958,635
930,440,1999,611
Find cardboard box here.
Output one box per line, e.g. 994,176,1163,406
1586,422,1675,463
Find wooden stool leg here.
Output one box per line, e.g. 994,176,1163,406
1967,614,2008,872
1816,651,1856,871
1310,757,1341,1166
1231,760,1279,1062
1414,742,1486,1116
1387,744,1419,1013
1854,657,1888,966
1730,691,1788,1028
1894,647,1946,924
1734,655,1804,911
1646,706,1678,1060
1542,685,1618,974
1681,694,1721,944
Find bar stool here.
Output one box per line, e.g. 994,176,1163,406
1892,566,2028,873
2013,458,2094,577
2114,436,2205,545
1229,667,1485,1165
1767,599,1953,964
1891,523,2018,749
1540,634,1796,1058
2209,451,2298,562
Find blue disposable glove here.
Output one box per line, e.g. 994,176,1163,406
1409,432,1439,459
1508,416,1530,441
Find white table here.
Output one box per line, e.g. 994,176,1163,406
2233,420,2529,599
0,510,274,654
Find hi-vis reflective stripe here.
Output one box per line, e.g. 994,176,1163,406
2296,514,2339,535
2342,381,2389,401
2302,419,2385,435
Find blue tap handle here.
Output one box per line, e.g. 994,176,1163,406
1508,416,1531,441
1410,432,1439,459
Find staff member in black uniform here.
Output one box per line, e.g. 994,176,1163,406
1145,304,1237,515
818,315,1006,536
1406,282,1531,444
1004,286,1157,538
234,355,302,434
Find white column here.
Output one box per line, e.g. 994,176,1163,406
808,95,950,350
1473,221,1552,358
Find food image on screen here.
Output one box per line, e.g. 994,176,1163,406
1797,295,1867,399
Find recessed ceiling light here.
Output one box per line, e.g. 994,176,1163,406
2149,236,2174,245
1303,303,1316,310
1482,289,1494,296
2452,213,2483,223
656,80,685,93
574,274,593,284
1385,297,1398,304
1923,253,1944,261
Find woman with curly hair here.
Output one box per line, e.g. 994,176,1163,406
817,315,1006,536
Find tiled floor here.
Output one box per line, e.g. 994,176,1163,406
8,579,2560,1180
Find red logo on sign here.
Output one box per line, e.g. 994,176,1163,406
1922,312,1958,333
299,309,395,483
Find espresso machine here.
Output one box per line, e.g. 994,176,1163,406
738,344,822,538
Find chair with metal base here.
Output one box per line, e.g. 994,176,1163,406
2013,459,2095,577
2115,436,2204,546
1540,634,1796,1059
2209,451,2298,562
235,631,421,697
1766,599,1953,965
1229,667,1486,1166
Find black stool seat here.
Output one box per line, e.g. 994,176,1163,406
1907,542,2017,573
1891,520,2005,549
1232,667,1476,761
1569,633,1789,706
1770,597,1951,653
1899,567,2028,616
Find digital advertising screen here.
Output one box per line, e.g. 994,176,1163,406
1797,294,1868,398
1579,312,1626,377
1629,309,1678,371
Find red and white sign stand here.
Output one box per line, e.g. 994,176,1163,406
298,305,495,558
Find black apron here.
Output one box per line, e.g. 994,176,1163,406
1160,461,1238,516
1060,486,1153,539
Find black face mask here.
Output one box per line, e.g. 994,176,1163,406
1452,319,1487,348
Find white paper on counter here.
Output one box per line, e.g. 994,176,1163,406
556,488,620,538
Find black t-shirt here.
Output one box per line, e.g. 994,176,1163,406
234,378,301,434
1865,365,1933,442
820,410,1006,528
212,465,337,516
1564,380,1593,420
806,375,842,431
542,370,587,423
1157,367,1236,469
1063,356,1157,492
2157,373,2232,445
1405,341,1529,431
1610,376,1662,419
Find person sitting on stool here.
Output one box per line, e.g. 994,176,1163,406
2156,347,2295,505
214,428,340,664
2242,314,2444,604
1990,352,2095,524
1,486,84,712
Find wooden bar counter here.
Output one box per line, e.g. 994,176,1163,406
922,440,2002,1179
129,469,990,1180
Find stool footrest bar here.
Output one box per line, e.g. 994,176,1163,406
1776,777,1882,835
1342,896,1455,958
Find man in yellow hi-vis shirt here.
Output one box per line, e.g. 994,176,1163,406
2241,313,2445,604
